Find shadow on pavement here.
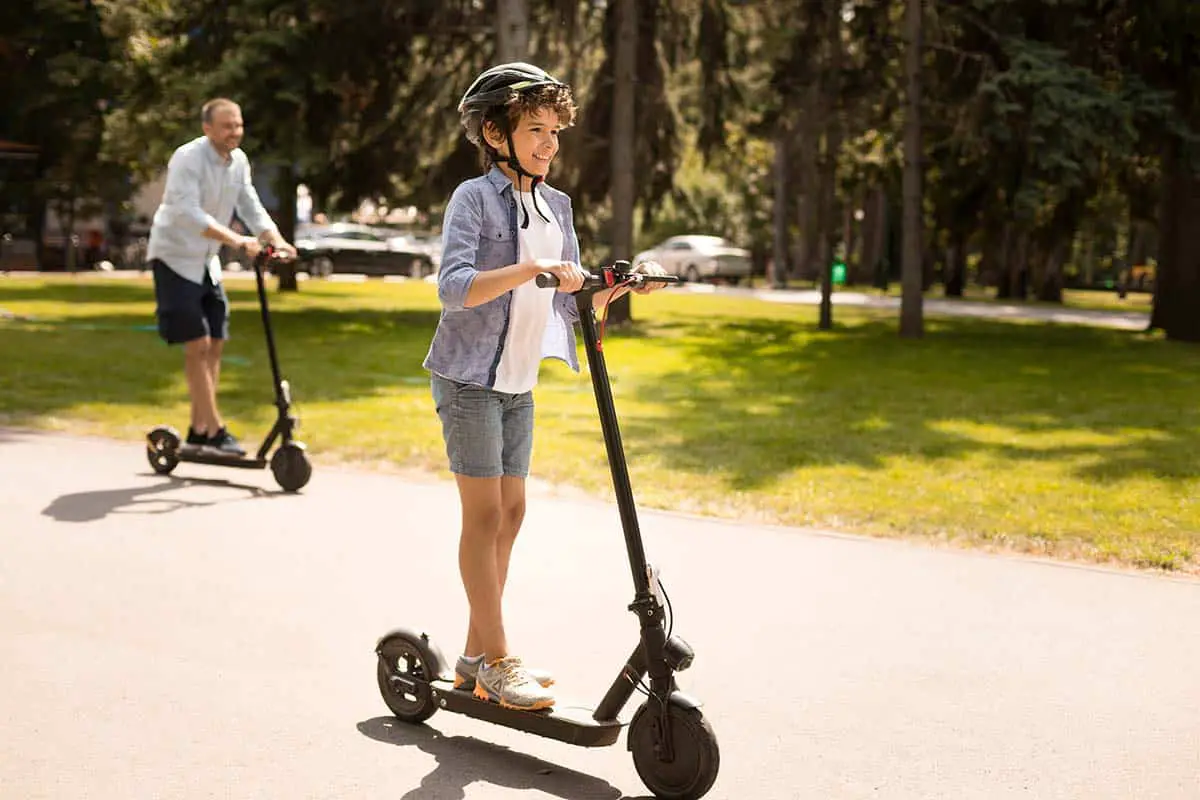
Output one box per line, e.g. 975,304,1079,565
357,716,650,800
41,475,277,523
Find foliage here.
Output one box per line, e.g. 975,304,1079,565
8,0,1200,329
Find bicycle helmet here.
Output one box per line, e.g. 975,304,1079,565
458,62,571,228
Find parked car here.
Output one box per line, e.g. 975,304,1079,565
295,223,434,278
633,234,753,285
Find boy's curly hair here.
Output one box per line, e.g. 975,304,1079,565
462,84,577,170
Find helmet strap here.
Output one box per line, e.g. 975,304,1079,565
489,126,552,229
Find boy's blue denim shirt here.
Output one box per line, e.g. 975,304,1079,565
423,167,582,388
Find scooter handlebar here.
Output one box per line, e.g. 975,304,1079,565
254,245,292,265
535,266,681,292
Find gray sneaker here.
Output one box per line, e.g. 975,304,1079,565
454,655,554,691
473,656,555,711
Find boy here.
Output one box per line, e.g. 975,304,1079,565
423,63,667,711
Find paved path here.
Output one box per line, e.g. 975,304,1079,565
679,283,1152,331
1,429,1197,799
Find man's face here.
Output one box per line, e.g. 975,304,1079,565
203,104,244,155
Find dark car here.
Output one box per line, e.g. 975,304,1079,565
295,223,434,279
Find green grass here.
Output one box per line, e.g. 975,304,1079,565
2,274,1197,573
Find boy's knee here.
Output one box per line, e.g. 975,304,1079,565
501,498,526,528
462,503,504,538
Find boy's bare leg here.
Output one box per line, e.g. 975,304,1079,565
465,475,526,658
456,474,507,662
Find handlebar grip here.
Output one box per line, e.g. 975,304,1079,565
535,272,561,289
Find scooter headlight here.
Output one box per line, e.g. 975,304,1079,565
664,635,694,672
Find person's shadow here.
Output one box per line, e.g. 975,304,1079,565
357,716,652,800
41,475,275,523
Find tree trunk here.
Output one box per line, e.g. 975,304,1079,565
943,230,966,296
1005,230,1029,300
606,0,637,326
1083,224,1096,287
899,0,924,338
817,0,842,330
860,184,886,288
1035,237,1068,303
63,199,78,273
274,165,299,292
793,82,821,282
496,0,530,62
980,219,1005,292
1150,141,1200,340
771,121,790,288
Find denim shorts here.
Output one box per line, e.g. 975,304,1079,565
431,373,534,478
151,259,230,344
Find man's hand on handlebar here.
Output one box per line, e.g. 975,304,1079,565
238,236,264,260
240,235,297,262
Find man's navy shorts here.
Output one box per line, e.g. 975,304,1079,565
150,259,230,345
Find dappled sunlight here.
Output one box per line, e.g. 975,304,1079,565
927,418,1166,449
3,275,1199,570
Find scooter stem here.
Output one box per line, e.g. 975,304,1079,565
575,295,653,598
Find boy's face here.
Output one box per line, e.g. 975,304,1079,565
487,106,563,178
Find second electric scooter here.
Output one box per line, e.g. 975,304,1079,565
374,263,720,800
145,246,312,493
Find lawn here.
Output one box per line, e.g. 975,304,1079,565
2,273,1197,573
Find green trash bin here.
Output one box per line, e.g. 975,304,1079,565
832,260,847,286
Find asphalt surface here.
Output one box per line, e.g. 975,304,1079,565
1,428,1197,799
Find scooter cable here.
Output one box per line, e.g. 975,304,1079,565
597,277,637,349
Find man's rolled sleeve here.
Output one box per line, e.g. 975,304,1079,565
161,149,217,234
437,186,482,311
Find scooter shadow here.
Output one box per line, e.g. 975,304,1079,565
357,716,652,800
41,474,279,523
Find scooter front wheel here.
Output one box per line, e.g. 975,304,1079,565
146,426,181,475
270,442,311,492
629,702,720,800
376,632,439,724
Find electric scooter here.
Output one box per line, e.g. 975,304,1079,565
145,246,312,493
374,263,720,800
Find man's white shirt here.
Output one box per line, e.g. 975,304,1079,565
146,136,277,285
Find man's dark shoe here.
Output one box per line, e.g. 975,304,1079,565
183,427,208,451
205,427,246,457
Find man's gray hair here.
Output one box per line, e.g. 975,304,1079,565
201,98,239,124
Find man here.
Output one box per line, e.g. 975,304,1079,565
147,97,296,456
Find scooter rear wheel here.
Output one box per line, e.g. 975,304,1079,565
376,634,439,724
146,427,180,475
629,702,720,800
270,443,312,492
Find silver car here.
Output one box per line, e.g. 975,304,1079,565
633,235,752,285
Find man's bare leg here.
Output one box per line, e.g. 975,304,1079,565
184,337,221,434
207,338,224,426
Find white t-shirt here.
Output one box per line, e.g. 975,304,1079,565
492,191,563,393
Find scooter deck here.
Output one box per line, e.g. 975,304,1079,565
178,448,267,470
429,679,624,748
